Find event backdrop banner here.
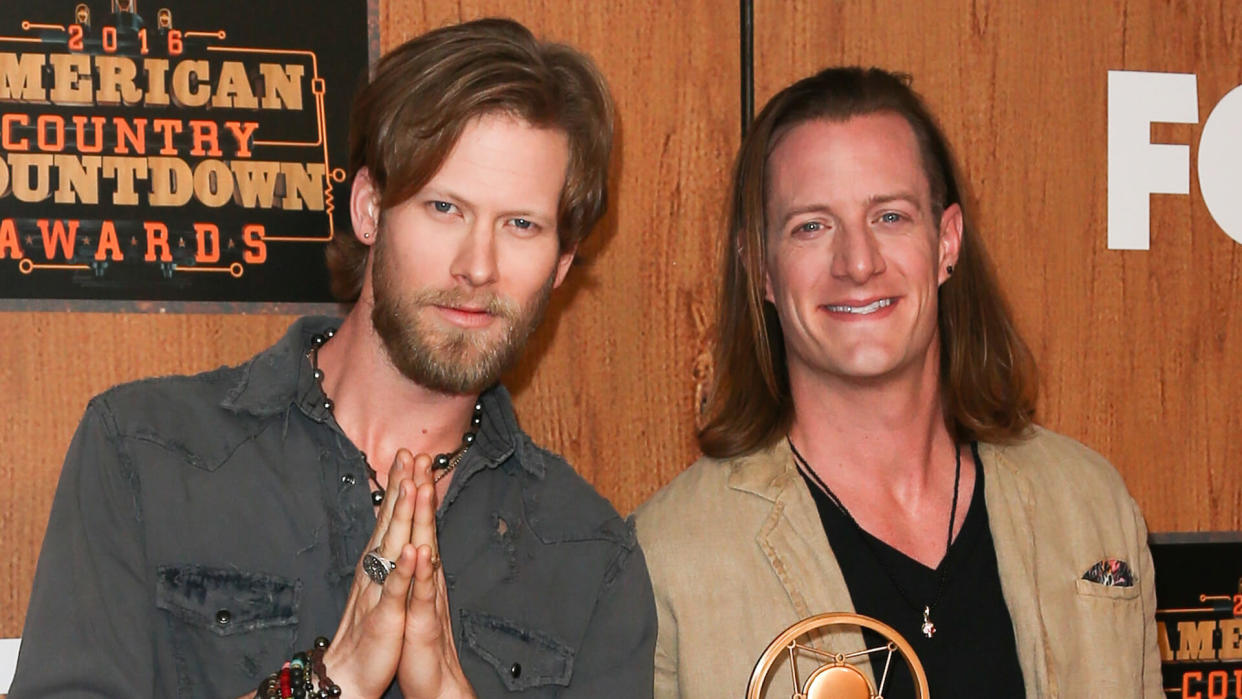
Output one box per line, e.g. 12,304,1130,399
0,1,366,303
1151,534,1242,699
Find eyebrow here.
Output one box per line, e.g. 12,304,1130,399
777,191,925,227
421,187,554,221
865,191,924,209
421,186,471,208
776,204,833,228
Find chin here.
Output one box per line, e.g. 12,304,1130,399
834,366,899,382
825,350,905,381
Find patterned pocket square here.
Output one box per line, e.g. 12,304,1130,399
1082,558,1135,587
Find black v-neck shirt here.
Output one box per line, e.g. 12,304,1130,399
798,444,1026,698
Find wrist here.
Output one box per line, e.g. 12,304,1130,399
321,643,368,699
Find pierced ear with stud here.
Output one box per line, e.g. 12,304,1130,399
349,167,382,245
362,204,376,239
946,264,955,275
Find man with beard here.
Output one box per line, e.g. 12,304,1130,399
10,19,655,699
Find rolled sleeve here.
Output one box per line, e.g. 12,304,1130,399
9,400,156,697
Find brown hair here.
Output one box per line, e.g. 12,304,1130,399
698,66,1037,458
326,18,615,300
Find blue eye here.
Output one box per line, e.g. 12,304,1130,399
880,212,902,224
431,201,454,213
796,221,822,234
511,218,533,230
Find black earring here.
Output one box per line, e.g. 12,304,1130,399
946,264,954,275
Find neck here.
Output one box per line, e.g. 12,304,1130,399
786,346,954,494
786,346,974,569
315,303,480,487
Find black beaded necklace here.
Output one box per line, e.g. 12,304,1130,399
788,438,962,639
308,329,483,506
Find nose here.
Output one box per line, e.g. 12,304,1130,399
829,219,886,283
450,219,499,288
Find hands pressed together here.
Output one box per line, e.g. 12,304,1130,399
324,450,474,699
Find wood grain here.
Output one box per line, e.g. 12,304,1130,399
0,0,737,638
754,0,1242,533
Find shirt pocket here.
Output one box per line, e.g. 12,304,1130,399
1074,577,1141,600
156,564,300,698
460,609,575,694
1070,576,1145,696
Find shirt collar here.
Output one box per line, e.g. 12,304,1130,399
447,383,544,480
726,439,797,502
222,316,335,418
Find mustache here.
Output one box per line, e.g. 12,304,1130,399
407,287,520,321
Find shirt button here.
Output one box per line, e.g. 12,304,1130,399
215,609,231,626
340,473,356,486
510,662,521,679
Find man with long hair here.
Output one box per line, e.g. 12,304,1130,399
11,19,655,698
636,67,1160,697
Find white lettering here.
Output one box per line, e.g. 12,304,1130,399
1197,85,1242,245
1107,70,1198,250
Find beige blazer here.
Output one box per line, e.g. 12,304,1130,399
635,427,1162,698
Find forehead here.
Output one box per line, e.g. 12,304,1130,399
765,113,931,210
427,113,570,209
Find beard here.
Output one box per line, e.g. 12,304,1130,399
369,237,556,395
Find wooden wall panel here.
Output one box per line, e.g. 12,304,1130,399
755,0,1242,532
0,0,737,639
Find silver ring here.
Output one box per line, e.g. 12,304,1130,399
362,548,396,585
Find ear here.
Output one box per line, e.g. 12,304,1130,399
937,202,963,285
349,167,380,247
552,245,577,289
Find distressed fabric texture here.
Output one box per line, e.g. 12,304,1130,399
635,429,1163,699
11,316,656,698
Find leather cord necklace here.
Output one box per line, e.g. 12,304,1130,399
308,329,482,506
788,437,962,639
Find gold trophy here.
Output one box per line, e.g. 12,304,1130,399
746,613,930,699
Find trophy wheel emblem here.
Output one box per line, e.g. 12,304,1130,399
746,612,930,699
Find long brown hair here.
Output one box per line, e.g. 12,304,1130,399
698,67,1037,458
326,18,615,301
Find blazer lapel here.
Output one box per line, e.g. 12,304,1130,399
982,442,1057,698
730,442,870,681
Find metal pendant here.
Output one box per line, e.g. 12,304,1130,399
921,606,936,638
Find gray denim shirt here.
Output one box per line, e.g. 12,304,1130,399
11,317,656,698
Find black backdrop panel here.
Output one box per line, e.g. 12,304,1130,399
0,1,367,302
1151,534,1242,698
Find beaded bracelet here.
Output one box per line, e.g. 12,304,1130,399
257,636,341,698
